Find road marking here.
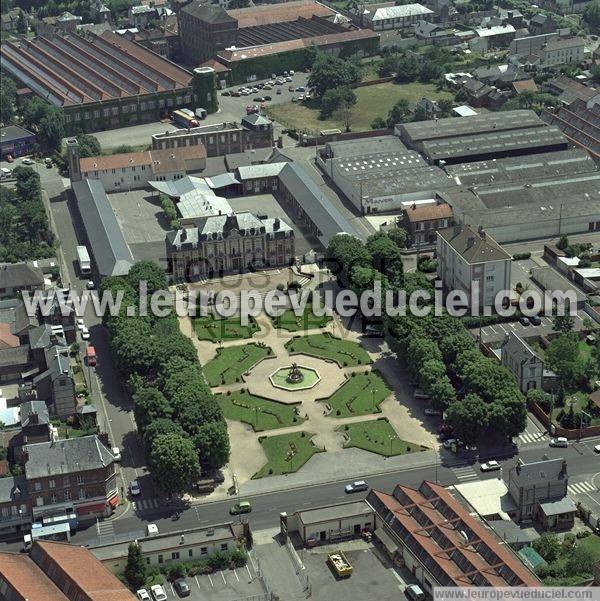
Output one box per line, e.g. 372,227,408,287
568,481,595,495
221,570,227,584
246,564,252,579
234,569,240,582
194,575,201,589
488,325,498,334
575,313,583,322
207,573,213,587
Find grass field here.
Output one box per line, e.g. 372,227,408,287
339,419,428,457
253,432,324,478
218,390,304,431
273,304,332,332
267,81,454,133
322,372,391,418
193,315,259,342
204,343,273,386
285,333,371,367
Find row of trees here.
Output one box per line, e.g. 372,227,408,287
102,261,229,496
0,166,54,262
370,96,453,130
386,313,527,445
377,47,454,85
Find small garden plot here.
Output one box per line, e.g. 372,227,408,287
218,389,304,431
204,343,273,386
193,314,259,342
322,372,391,418
338,419,428,457
285,333,371,367
253,432,324,478
272,304,332,332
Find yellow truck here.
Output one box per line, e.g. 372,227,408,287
327,550,353,578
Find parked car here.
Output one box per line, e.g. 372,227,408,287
263,95,272,100
288,85,295,92
137,590,151,601
76,318,85,331
442,438,459,449
253,96,264,102
112,446,122,462
147,523,159,536
289,70,295,75
130,480,141,496
86,280,95,290
22,158,34,165
230,500,252,515
519,316,530,326
296,86,305,92
480,460,501,472
594,444,600,453
174,578,191,597
405,584,425,601
44,157,52,168
424,408,442,416
530,315,542,326
298,94,305,101
231,91,241,97
345,480,368,493
285,76,293,82
550,437,568,448
263,84,272,90
80,326,90,340
5,154,13,163
221,90,231,96
276,88,282,95
151,584,167,601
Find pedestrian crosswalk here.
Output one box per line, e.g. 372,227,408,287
518,431,547,445
133,497,161,512
452,466,479,483
96,520,114,539
568,481,596,496
296,277,311,287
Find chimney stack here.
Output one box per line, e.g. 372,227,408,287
273,218,280,231
180,228,187,242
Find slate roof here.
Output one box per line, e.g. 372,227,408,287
0,475,29,503
0,125,35,143
72,179,134,277
0,262,44,291
181,2,236,23
438,225,510,263
33,346,71,387
0,345,29,369
511,457,567,487
25,435,114,479
20,400,50,427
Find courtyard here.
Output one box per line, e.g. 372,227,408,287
178,271,435,486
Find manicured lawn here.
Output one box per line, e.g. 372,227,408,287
285,333,371,367
253,432,324,478
578,535,600,560
339,419,428,457
266,81,454,133
204,343,273,386
322,372,391,418
273,304,332,332
217,389,304,431
193,314,259,342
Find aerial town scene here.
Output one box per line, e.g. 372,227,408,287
0,0,599,598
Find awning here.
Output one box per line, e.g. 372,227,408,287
375,527,398,555
76,502,106,515
108,495,119,508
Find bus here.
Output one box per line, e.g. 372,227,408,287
77,245,91,276
172,109,198,128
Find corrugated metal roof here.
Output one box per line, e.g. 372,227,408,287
72,179,134,277
368,3,432,20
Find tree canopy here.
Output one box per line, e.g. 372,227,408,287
308,52,360,97
149,433,199,496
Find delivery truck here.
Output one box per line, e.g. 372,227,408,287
77,245,91,276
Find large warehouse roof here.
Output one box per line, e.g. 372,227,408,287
397,110,544,143
72,179,134,277
324,135,407,158
229,0,335,28
0,31,192,108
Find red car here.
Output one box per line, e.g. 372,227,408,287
5,155,13,163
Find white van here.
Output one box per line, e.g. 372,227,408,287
550,437,568,448
405,584,425,601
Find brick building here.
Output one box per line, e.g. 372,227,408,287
400,202,453,246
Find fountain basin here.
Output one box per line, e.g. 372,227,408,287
269,366,321,391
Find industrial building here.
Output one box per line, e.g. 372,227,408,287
0,125,36,159
178,0,379,82
0,31,214,134
366,481,540,592
395,110,569,164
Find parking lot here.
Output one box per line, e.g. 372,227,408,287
303,544,410,601
146,563,266,601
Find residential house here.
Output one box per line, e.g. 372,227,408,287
437,225,511,308
32,346,76,419
0,540,135,600
25,435,118,523
0,262,44,299
128,4,157,27
0,476,30,537
90,0,112,23
366,481,541,593
472,24,516,51
357,2,434,31
501,332,544,393
0,9,23,31
508,457,575,530
400,202,453,246
529,13,557,36
539,36,585,67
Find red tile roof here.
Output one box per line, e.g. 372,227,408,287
229,0,335,28
0,322,19,349
30,540,136,601
404,202,453,223
369,481,540,587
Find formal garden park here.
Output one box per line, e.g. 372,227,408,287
285,333,372,367
272,303,332,332
204,342,273,386
193,314,259,342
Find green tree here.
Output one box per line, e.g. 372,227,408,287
371,116,387,129
349,265,386,298
124,542,146,590
445,394,489,445
308,52,360,97
133,387,172,431
143,417,186,450
419,61,444,83
326,234,372,284
532,533,561,563
546,332,587,388
386,227,408,248
320,85,356,119
377,53,399,77
553,314,574,333
412,106,429,122
386,98,410,127
228,0,249,6
0,75,17,124
111,317,157,376
149,433,199,496
16,9,27,33
591,63,600,84
193,420,230,469
366,232,404,283
75,133,101,158
176,395,223,437
38,106,64,151
127,260,167,296
438,98,454,117
395,55,421,83
566,545,596,576
583,0,600,29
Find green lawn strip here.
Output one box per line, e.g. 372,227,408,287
321,371,391,418
193,314,258,342
273,304,332,332
204,343,273,386
253,432,324,478
267,81,454,133
339,418,428,457
217,389,304,431
551,390,600,425
285,333,371,367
